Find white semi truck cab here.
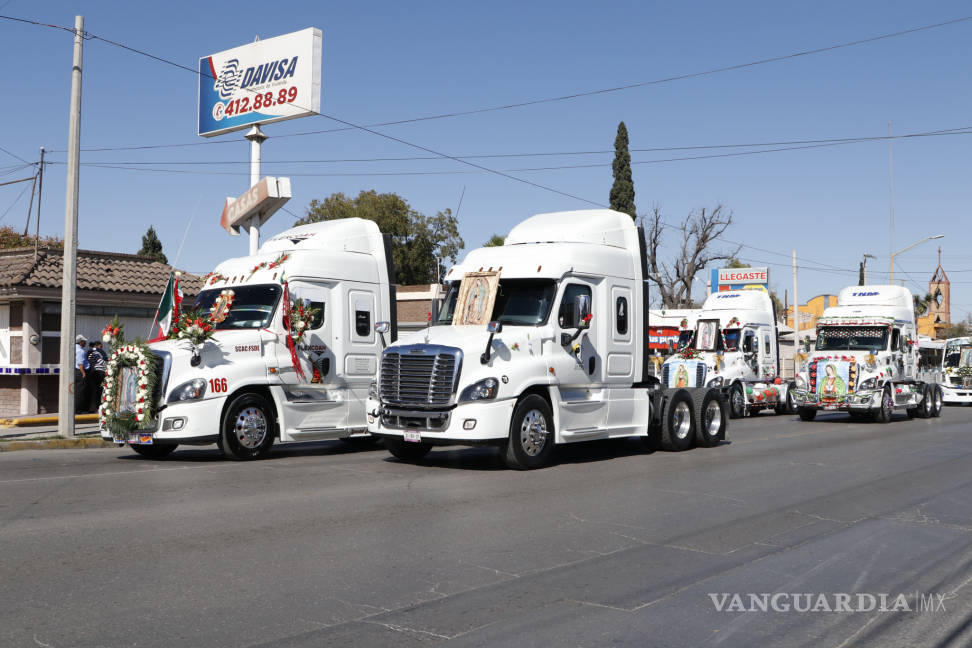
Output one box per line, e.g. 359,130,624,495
367,209,729,469
102,217,397,459
791,285,943,422
940,336,972,404
660,289,793,418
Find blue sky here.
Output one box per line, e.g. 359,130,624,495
1,1,970,316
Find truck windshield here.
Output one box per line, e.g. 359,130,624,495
677,330,693,349
723,329,740,352
945,347,972,368
434,279,556,326
815,326,889,352
193,284,281,330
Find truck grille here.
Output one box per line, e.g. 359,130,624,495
380,345,462,408
696,363,707,387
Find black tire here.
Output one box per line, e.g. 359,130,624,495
385,437,432,462
218,392,276,460
728,382,746,419
661,389,695,451
931,385,943,417
129,443,177,459
693,388,726,447
642,422,662,452
798,407,817,422
906,407,918,419
747,405,762,417
872,385,893,424
917,384,933,419
503,394,555,470
774,384,795,415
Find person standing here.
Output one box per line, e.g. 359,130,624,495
87,340,108,413
74,335,89,414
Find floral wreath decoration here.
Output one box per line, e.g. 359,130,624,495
101,340,162,439
247,252,290,281
209,289,235,324
101,315,124,346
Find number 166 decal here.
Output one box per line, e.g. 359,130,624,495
209,378,228,393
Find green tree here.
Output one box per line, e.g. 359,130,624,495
913,292,934,317
483,234,505,247
137,226,167,264
298,190,464,284
0,226,62,249
609,121,636,218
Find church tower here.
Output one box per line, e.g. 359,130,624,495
928,247,950,334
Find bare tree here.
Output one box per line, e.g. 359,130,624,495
641,204,740,308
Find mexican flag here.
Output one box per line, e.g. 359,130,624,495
150,272,183,342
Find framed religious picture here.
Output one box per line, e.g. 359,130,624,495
695,319,720,351
115,366,140,414
453,271,500,326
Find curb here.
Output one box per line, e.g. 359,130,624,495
0,414,100,428
0,437,116,452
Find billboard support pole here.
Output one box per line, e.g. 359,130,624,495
58,16,84,439
245,125,267,255
792,249,799,380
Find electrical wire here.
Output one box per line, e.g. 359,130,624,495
0,181,31,224
9,12,969,153
0,144,29,164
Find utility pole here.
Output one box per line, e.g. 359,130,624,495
58,16,84,439
792,250,799,379
34,147,45,263
245,125,267,255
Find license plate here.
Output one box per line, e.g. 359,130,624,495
129,433,154,445
403,430,421,443
824,405,837,411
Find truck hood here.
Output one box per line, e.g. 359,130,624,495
146,329,268,374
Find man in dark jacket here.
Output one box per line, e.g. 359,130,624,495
86,340,109,413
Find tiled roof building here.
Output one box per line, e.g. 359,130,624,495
0,247,201,417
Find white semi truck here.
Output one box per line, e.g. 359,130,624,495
940,336,972,405
791,285,944,422
366,209,729,469
102,218,397,459
660,289,793,418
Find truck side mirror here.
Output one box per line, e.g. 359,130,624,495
375,321,390,348
574,294,592,329
481,321,503,364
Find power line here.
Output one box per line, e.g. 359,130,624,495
50,126,972,166
11,12,969,153
0,144,29,164
0,180,32,224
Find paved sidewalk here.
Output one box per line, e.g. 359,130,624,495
0,422,103,442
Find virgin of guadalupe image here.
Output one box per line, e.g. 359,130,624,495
818,363,847,397
464,277,489,324
674,364,690,388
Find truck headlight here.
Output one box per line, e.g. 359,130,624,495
795,375,807,391
168,378,207,403
858,378,877,391
707,376,724,388
459,377,499,402
369,381,378,400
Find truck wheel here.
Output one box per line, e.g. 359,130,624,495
728,383,746,419
931,385,943,417
218,393,275,460
661,389,695,451
694,388,726,447
774,384,795,415
917,384,933,419
872,386,893,424
129,443,178,459
503,395,554,470
798,407,816,422
385,437,432,462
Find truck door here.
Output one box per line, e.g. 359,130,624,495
346,288,379,387
550,280,608,434
761,330,775,377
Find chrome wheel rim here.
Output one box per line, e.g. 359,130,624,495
235,406,268,449
924,392,932,415
673,401,692,440
935,389,943,412
883,391,893,417
519,409,548,456
704,400,722,437
731,389,744,415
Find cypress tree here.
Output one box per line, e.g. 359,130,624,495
138,226,168,264
609,121,636,218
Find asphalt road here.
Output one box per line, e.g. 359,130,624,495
1,407,971,648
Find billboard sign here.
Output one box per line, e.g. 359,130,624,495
711,266,769,292
199,28,322,138
220,176,292,235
